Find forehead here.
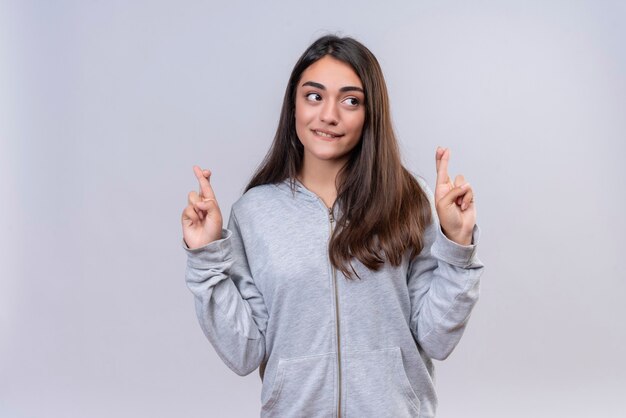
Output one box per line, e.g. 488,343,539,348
298,55,363,90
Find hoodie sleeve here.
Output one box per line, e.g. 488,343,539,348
182,208,267,376
407,178,484,361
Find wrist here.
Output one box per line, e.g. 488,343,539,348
441,226,473,246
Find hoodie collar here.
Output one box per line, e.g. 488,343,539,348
276,177,319,202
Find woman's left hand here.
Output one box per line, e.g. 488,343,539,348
434,147,476,246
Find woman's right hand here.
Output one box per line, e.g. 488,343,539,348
181,165,224,249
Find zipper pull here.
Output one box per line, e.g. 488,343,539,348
328,207,334,223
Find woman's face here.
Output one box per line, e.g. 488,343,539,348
294,55,366,167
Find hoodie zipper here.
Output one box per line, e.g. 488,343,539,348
327,206,342,418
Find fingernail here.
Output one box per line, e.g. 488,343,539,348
462,183,470,189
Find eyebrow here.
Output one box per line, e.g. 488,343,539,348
302,81,364,93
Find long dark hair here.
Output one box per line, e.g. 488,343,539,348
246,35,432,279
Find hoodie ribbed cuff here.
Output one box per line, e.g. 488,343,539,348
181,228,232,267
431,224,480,268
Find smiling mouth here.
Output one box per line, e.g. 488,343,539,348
312,129,343,139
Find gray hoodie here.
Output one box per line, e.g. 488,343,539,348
182,176,484,418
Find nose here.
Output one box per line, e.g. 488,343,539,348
320,100,339,125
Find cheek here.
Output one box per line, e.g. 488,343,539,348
295,102,314,122
294,108,304,129
294,103,307,127
294,104,311,140
348,112,366,137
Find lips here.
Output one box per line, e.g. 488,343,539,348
312,129,343,140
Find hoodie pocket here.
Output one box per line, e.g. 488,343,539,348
261,352,336,417
344,346,421,417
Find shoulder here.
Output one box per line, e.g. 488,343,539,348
408,171,434,204
413,174,431,195
410,172,438,225
233,183,277,210
231,182,285,219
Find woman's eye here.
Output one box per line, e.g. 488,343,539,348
306,93,322,101
343,97,359,107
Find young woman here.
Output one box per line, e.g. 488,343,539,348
181,35,484,418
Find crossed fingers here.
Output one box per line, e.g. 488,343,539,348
435,147,474,211
193,165,215,200
188,165,216,220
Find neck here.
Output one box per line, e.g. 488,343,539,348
297,153,347,208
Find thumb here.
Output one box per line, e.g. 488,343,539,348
439,183,470,208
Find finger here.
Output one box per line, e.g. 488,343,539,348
188,191,200,205
190,201,206,221
193,165,216,200
453,175,466,206
436,147,451,186
438,182,470,208
435,146,443,174
195,198,217,211
193,165,213,197
187,191,204,220
461,186,474,211
182,205,199,225
196,197,221,219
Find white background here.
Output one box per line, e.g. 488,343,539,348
2,0,625,417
